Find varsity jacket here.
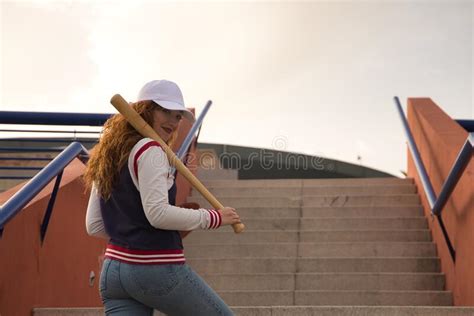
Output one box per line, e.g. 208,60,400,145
86,138,221,264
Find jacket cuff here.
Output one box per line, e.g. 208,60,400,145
206,209,222,229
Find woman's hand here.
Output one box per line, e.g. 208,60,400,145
218,207,241,226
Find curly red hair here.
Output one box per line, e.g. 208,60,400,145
83,100,177,200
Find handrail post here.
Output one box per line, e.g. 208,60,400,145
40,170,64,244
171,101,212,175
432,134,474,216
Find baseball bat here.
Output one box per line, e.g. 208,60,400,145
110,94,245,234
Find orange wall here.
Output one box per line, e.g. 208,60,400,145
407,98,474,306
0,160,105,316
0,117,198,316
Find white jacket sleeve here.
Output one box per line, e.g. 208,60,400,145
134,141,221,231
85,183,110,239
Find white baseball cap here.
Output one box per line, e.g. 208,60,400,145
137,80,195,122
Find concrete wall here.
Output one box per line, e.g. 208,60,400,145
407,98,474,306
0,118,197,316
197,143,395,179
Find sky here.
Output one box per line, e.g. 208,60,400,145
1,0,473,177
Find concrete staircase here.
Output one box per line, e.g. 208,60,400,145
33,178,474,315
184,178,451,308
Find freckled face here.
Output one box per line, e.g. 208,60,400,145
152,107,183,142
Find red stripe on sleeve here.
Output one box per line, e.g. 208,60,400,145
210,210,221,229
133,141,162,181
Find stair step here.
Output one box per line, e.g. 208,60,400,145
293,290,454,307
184,242,436,258
199,273,445,291
303,185,416,195
300,230,432,242
34,309,103,316
191,184,416,197
184,230,432,243
233,306,474,315
208,217,428,231
0,178,26,192
201,178,413,188
186,257,440,273
216,206,424,218
302,195,420,207
34,305,474,315
221,290,454,307
190,197,301,208
302,206,424,218
190,194,420,208
0,169,40,177
299,242,436,257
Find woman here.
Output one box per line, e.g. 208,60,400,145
84,79,240,315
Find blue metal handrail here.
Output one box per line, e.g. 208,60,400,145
395,97,437,208
0,106,210,240
0,138,99,143
0,147,66,153
0,111,111,126
0,129,101,134
171,101,212,175
394,96,474,262
0,142,89,230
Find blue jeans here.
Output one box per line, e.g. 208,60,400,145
99,259,234,315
